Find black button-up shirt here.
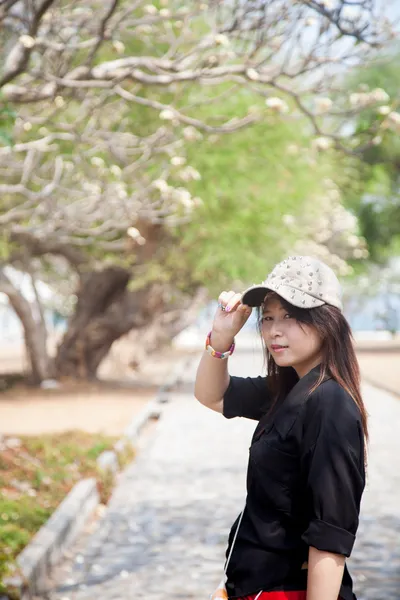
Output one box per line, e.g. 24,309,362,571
223,364,365,600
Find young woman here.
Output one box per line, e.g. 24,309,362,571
195,256,368,600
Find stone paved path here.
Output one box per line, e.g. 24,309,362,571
50,345,400,600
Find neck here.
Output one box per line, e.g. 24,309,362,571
294,356,322,379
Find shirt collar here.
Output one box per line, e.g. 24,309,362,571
273,363,330,438
257,363,329,440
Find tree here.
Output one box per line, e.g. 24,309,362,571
0,0,395,382
340,48,400,263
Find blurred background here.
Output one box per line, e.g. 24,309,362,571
1,0,400,597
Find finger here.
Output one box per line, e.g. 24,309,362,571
218,290,236,310
225,293,243,312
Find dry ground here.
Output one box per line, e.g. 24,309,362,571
0,335,194,437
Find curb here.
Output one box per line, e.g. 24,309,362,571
96,356,191,473
3,356,192,600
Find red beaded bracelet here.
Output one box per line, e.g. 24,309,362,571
206,331,235,359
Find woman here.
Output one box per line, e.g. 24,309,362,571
194,256,368,600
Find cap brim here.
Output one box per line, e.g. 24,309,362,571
241,283,326,309
241,285,271,307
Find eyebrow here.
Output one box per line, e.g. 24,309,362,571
262,306,286,314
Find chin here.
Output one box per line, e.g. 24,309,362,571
272,355,293,367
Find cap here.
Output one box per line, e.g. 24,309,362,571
241,255,343,311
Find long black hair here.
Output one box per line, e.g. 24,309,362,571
256,291,369,468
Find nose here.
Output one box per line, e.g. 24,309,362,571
269,319,282,337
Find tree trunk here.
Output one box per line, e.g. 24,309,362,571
0,269,54,384
54,266,166,379
54,265,208,380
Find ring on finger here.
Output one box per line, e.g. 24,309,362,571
218,302,226,311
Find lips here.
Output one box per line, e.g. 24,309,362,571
271,344,288,351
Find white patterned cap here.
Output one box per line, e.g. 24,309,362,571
241,255,343,310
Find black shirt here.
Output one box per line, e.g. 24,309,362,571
222,364,365,600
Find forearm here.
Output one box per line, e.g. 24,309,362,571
306,546,345,600
194,332,233,408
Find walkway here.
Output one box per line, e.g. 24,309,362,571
49,342,400,600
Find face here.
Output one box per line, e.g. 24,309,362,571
261,295,323,378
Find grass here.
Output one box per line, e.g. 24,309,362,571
0,431,135,598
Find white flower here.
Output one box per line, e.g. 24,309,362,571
110,165,122,176
265,97,289,114
23,122,32,131
91,156,105,167
314,97,333,113
378,105,391,115
385,111,400,133
171,156,186,166
327,187,341,201
286,144,299,155
19,35,36,48
371,88,390,103
54,95,65,108
282,214,295,226
173,187,192,207
178,166,201,182
349,92,370,108
214,34,230,47
152,179,169,193
347,234,360,248
127,227,140,239
312,136,333,151
387,111,400,125
112,40,125,54
305,17,316,26
372,135,382,146
183,126,203,141
143,4,158,15
246,68,260,81
159,109,175,120
136,24,152,34
159,8,170,17
127,227,146,245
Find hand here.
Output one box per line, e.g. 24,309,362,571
211,291,253,350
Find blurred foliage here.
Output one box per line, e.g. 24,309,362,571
0,431,134,597
342,50,400,263
173,109,342,293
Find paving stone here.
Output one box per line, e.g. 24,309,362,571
49,348,400,600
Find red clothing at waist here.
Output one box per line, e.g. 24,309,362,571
237,593,306,600
237,593,343,600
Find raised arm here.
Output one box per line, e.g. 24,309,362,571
194,291,252,413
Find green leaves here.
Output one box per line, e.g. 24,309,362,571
0,99,16,146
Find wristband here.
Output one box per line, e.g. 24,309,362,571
206,331,235,359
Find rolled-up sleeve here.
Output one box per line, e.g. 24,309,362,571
300,384,365,557
223,375,270,421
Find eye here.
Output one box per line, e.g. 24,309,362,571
261,316,271,322
284,313,292,319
